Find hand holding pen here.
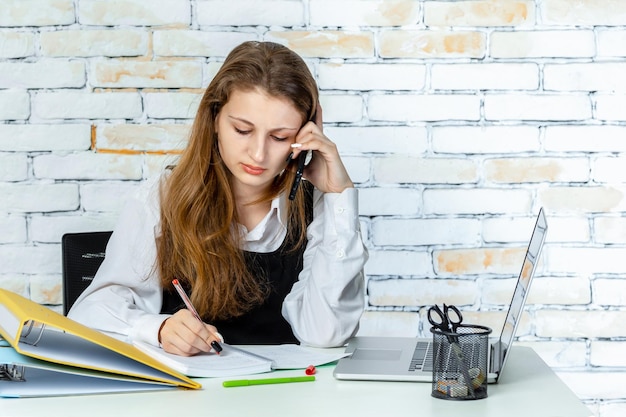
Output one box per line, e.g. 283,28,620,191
157,279,223,357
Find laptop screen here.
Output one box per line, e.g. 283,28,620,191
495,208,548,374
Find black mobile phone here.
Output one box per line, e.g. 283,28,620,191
288,151,309,201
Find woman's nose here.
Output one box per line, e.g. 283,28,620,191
248,134,266,162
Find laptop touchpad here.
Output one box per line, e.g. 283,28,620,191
352,348,402,361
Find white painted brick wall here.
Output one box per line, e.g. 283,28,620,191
4,1,626,414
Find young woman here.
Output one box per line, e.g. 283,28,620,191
69,41,368,356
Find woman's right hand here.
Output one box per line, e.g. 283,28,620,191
158,309,223,356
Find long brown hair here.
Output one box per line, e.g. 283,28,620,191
156,41,319,321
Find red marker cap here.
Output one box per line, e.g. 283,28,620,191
305,365,316,375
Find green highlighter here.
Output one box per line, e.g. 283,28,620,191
223,376,315,387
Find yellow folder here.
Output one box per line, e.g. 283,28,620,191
0,289,200,395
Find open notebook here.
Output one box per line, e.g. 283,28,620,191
334,208,548,383
133,341,349,377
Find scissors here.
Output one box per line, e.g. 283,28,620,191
428,304,475,398
428,303,463,333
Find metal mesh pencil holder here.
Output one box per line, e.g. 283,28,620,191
430,324,492,401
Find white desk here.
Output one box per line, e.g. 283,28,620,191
1,346,592,417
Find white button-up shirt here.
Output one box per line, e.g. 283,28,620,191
68,176,368,348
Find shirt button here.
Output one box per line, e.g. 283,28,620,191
337,249,345,258
336,207,345,214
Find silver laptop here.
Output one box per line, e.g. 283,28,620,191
334,208,548,383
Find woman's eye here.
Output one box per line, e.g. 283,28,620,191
234,127,250,135
271,136,288,142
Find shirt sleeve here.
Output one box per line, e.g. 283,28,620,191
67,178,170,347
281,187,368,348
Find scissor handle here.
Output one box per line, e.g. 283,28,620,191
444,304,463,328
427,305,447,329
428,304,463,331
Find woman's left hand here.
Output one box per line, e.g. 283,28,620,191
292,103,354,194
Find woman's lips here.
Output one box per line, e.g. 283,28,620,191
242,164,265,176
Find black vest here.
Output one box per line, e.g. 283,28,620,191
160,182,313,344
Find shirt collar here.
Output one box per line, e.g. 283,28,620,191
241,193,287,243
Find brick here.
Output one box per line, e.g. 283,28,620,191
0,153,28,181
536,310,626,338
325,126,428,155
0,60,85,89
358,187,421,216
484,157,589,183
528,277,591,305
547,247,626,274
33,153,143,180
310,0,419,27
33,92,142,120
96,124,190,152
370,278,478,308
0,0,74,27
30,275,62,305
319,94,363,123
595,94,626,121
365,250,433,277
79,0,190,26
0,276,28,297
452,310,532,338
484,94,592,121
491,30,595,58
0,245,61,274
539,186,626,213
591,341,626,367
144,92,202,119
372,218,481,246
0,90,30,120
594,156,626,183
424,1,534,27
594,216,626,244
30,214,117,243
41,29,149,57
597,30,626,57
431,63,539,90
318,63,426,91
435,247,526,276
0,183,79,213
342,157,370,184
542,0,626,26
432,125,540,154
545,63,626,92
197,1,303,26
593,278,626,306
600,402,626,417
80,182,142,212
154,30,256,57
0,216,27,243
144,155,179,179
516,341,587,367
374,156,478,184
545,125,626,152
483,215,562,244
90,60,203,89
369,94,481,122
485,215,589,244
0,31,35,58
379,30,486,58
423,188,532,215
0,124,91,152
265,31,375,58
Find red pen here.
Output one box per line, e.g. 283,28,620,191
172,279,223,355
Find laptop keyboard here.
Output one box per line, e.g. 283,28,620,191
409,341,433,372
